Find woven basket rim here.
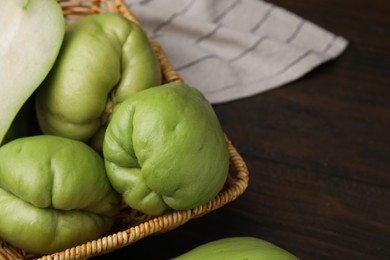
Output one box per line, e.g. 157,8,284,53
0,1,249,259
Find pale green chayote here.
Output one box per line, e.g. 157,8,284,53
0,135,121,255
103,82,229,216
172,237,299,260
35,13,161,146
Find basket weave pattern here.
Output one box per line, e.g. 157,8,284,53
0,1,249,259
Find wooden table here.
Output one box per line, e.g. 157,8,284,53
100,0,390,259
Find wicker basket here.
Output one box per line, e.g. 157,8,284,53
0,1,249,259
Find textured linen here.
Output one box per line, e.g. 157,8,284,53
126,0,348,103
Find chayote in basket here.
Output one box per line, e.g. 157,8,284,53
0,135,121,255
35,13,162,150
103,82,229,216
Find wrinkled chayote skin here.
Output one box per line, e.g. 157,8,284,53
172,237,299,260
35,13,162,146
103,82,229,216
0,135,121,255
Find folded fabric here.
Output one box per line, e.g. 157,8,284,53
125,0,348,104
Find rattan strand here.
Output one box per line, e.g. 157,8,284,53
0,1,249,259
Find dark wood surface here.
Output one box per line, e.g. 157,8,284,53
99,0,390,259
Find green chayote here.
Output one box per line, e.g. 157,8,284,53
103,82,229,216
0,135,121,255
35,13,161,147
172,237,299,260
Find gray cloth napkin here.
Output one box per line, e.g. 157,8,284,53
125,0,348,104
